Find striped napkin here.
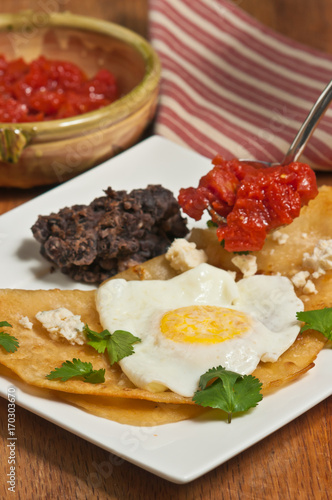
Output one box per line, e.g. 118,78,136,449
149,0,332,170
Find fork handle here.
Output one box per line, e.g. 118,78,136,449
281,80,332,165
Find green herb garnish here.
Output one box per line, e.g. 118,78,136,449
0,321,19,353
207,219,218,228
46,358,105,384
296,307,332,341
84,325,141,365
193,366,263,423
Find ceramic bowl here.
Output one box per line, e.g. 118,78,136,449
0,11,161,188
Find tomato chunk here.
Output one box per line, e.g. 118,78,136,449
0,54,118,122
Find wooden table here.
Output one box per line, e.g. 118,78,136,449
0,1,331,498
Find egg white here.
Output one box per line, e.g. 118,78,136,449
96,263,304,397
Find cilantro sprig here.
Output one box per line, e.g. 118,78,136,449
0,321,19,353
296,308,332,341
193,366,263,423
207,220,218,229
84,325,141,365
46,358,105,384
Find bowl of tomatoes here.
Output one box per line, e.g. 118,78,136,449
0,11,160,187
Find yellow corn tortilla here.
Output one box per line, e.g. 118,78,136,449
0,284,326,425
0,186,331,424
0,289,207,425
0,289,194,404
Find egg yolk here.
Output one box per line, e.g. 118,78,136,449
160,305,251,344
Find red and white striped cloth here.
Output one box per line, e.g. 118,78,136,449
149,0,332,170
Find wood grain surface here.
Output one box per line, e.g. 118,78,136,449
0,1,331,499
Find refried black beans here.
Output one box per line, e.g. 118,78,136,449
31,185,189,284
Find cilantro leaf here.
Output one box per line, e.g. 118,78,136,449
46,358,105,384
207,219,218,228
84,325,109,353
106,330,141,364
0,321,19,353
193,366,263,423
0,321,12,327
296,308,332,340
84,325,141,365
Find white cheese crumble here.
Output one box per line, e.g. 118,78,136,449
291,271,310,288
303,279,317,295
290,239,332,294
165,238,208,272
18,315,33,330
35,307,85,345
231,254,257,278
302,239,332,278
271,230,289,245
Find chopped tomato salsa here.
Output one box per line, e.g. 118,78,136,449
0,55,118,122
178,155,318,252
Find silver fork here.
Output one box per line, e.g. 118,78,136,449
238,79,332,167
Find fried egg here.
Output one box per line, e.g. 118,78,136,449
96,263,304,397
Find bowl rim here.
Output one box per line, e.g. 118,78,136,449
0,11,161,139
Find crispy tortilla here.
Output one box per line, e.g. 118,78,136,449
0,289,206,425
0,187,331,424
57,394,206,426
0,289,195,404
0,271,328,411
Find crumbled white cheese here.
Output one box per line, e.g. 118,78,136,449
231,254,257,278
302,239,332,278
291,270,310,288
18,315,33,330
289,239,332,295
165,238,207,272
271,230,289,245
35,307,85,345
302,279,317,295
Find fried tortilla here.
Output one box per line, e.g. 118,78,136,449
0,289,207,425
0,187,331,425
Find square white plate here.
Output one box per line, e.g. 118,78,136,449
0,136,331,484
